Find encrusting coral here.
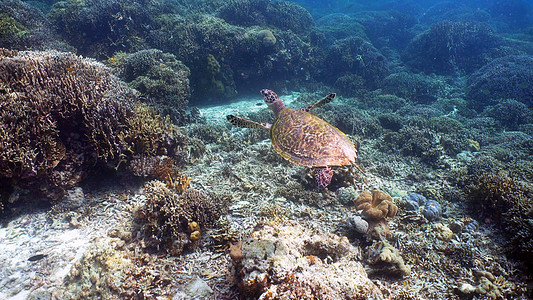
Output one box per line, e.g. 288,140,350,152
354,190,398,220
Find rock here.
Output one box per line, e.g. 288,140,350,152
346,215,369,234
433,223,453,241
184,277,212,298
233,221,383,299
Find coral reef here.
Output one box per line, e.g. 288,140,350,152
217,0,314,34
482,99,533,131
315,13,367,42
48,0,158,58
464,171,533,271
366,239,411,277
137,180,228,254
420,2,491,25
323,36,389,89
0,0,65,50
382,72,447,104
382,125,443,165
333,73,365,97
119,49,191,125
232,221,383,299
404,21,505,75
64,236,133,299
353,10,417,50
466,55,533,110
0,49,185,208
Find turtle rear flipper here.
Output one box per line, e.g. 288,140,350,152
301,93,336,112
227,115,271,129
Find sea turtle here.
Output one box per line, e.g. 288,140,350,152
226,89,358,189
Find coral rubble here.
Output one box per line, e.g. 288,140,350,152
233,221,383,299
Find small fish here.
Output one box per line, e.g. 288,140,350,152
518,82,528,88
28,254,47,261
65,67,74,72
255,102,262,106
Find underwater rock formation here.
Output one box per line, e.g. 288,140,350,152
466,55,533,111
0,49,185,209
233,221,383,299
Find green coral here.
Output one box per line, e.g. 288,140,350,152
0,13,28,42
120,49,191,125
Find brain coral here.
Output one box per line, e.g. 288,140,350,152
354,190,398,220
0,49,185,208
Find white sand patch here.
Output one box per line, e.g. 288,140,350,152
198,92,300,124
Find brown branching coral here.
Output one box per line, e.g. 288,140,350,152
354,190,398,220
0,49,186,208
138,180,229,255
465,171,533,272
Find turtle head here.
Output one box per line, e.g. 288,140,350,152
261,89,285,116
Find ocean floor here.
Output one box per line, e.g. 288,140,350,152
0,93,529,299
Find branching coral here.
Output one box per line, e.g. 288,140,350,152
404,21,504,75
354,190,398,220
0,49,186,208
138,180,229,254
464,171,533,272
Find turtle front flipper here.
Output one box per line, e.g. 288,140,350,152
226,115,271,129
301,93,336,112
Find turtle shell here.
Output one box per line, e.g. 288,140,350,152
270,108,357,167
